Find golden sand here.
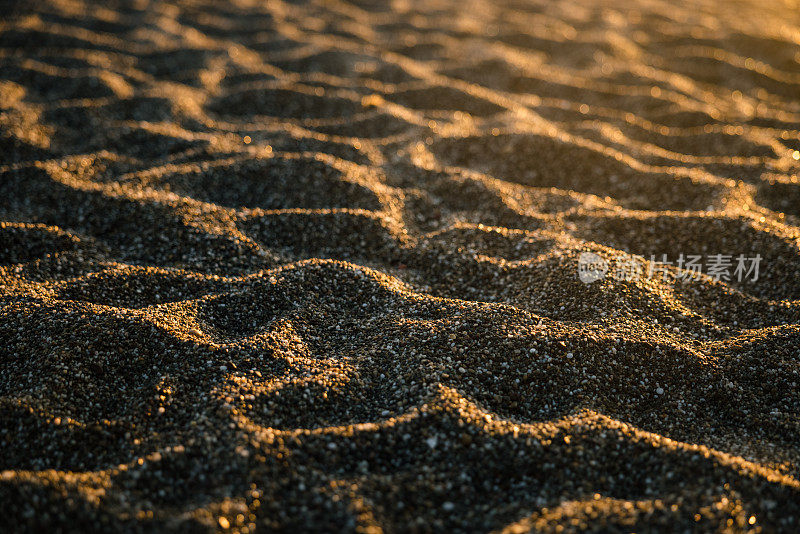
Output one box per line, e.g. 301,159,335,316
1,0,800,530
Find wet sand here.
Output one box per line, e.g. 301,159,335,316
1,0,800,531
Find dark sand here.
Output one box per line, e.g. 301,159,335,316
2,0,800,531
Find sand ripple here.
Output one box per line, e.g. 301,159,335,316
2,0,800,530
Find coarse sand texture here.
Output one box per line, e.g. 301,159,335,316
1,0,800,531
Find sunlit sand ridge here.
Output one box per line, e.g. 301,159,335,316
1,0,800,530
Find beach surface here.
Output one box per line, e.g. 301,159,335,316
2,0,800,531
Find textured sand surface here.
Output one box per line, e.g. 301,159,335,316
2,0,800,531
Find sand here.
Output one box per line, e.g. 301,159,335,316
1,0,800,531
